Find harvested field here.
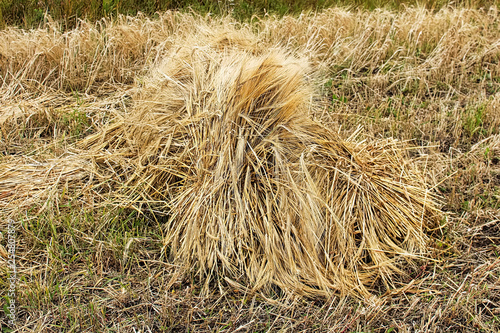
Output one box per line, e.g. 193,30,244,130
1,6,500,332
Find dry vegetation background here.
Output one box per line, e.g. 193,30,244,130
1,3,500,332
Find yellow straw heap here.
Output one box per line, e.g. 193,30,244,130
80,32,441,297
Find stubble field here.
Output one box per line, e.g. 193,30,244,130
1,5,500,332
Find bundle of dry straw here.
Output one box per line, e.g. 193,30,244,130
77,30,441,298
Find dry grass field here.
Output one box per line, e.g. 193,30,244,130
1,5,500,332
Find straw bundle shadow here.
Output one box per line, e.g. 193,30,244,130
79,32,441,297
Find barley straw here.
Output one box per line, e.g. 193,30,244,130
0,13,448,298
78,31,441,297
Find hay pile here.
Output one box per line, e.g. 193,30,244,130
77,31,441,298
